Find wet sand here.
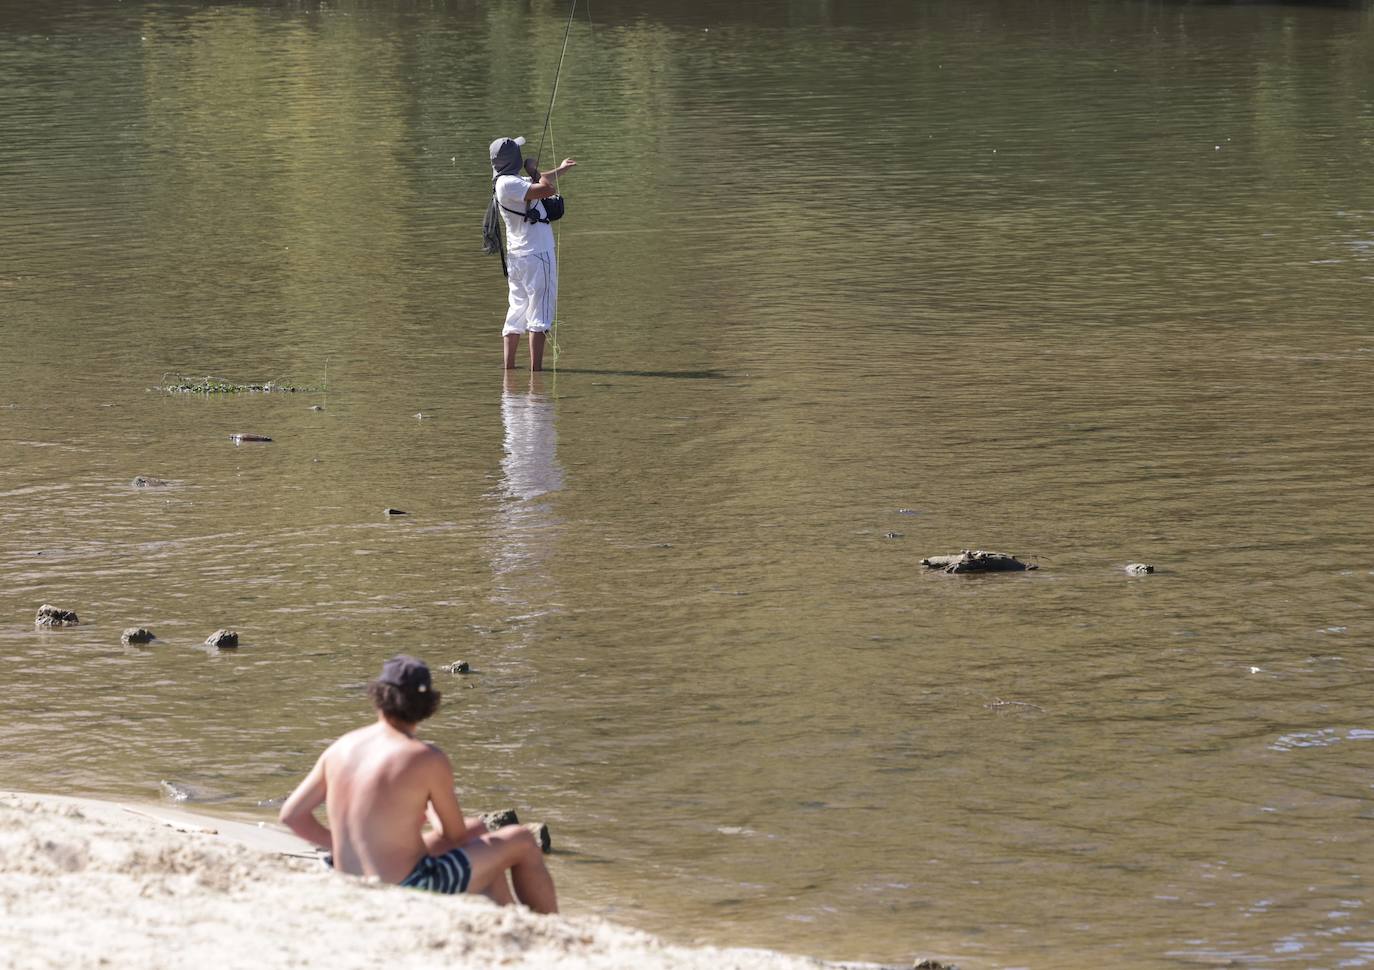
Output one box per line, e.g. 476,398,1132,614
0,790,888,970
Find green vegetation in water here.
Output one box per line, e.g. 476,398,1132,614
154,374,326,394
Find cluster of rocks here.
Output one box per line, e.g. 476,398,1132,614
920,550,1156,576
36,606,239,649
921,550,1038,573
479,807,552,854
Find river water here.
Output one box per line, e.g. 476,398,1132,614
2,1,1373,967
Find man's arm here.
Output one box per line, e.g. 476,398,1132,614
523,157,577,202
279,752,332,850
421,749,472,848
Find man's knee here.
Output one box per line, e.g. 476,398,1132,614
494,824,540,861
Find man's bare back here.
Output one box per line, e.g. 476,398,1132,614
280,655,557,913
320,722,445,881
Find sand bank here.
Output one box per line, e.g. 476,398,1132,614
0,791,875,970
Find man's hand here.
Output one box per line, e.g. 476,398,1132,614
554,158,576,175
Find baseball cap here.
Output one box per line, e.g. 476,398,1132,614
376,654,432,694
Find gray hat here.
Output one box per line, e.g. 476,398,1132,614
489,136,526,177
377,654,432,694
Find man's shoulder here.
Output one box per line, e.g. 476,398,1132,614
495,174,530,204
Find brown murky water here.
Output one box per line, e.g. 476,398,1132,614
3,1,1374,966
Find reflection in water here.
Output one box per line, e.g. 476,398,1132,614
489,374,564,619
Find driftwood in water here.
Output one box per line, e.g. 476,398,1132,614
921,550,1036,574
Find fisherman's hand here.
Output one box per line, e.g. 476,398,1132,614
557,158,577,174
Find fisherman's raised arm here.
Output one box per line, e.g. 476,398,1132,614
523,157,577,202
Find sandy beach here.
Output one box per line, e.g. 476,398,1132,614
0,791,882,970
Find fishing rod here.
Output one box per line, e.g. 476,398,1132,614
534,0,578,170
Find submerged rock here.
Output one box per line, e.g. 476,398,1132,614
441,661,470,674
229,433,273,443
526,821,552,854
476,808,552,853
383,508,407,516
131,476,169,488
914,960,960,970
35,605,80,627
922,550,1036,573
480,808,521,830
1125,562,1154,575
477,808,551,853
159,780,232,803
121,627,155,645
205,629,239,649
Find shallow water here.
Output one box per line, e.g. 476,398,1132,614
3,1,1374,966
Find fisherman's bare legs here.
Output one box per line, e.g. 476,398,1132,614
504,333,521,370
448,825,558,914
530,331,547,372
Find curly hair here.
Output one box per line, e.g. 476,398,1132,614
367,680,441,724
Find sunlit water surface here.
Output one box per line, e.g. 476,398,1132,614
2,2,1374,967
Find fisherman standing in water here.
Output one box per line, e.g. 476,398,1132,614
484,136,576,371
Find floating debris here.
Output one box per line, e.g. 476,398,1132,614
155,374,321,394
205,629,239,649
35,604,79,627
921,550,1036,573
121,627,155,645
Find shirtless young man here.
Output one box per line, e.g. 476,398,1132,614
279,655,557,913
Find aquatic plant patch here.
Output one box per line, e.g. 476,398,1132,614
154,374,323,394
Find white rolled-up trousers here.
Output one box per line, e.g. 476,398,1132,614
502,251,557,336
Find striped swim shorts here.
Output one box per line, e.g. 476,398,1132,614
399,847,472,895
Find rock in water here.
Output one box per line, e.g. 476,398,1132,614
477,808,552,853
480,808,520,830
229,433,272,443
121,627,155,645
526,821,552,853
35,604,80,627
441,660,470,674
205,629,239,648
383,508,407,516
1125,563,1154,575
921,550,1036,573
131,476,168,488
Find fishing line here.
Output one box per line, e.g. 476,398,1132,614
534,0,578,168
532,0,579,371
